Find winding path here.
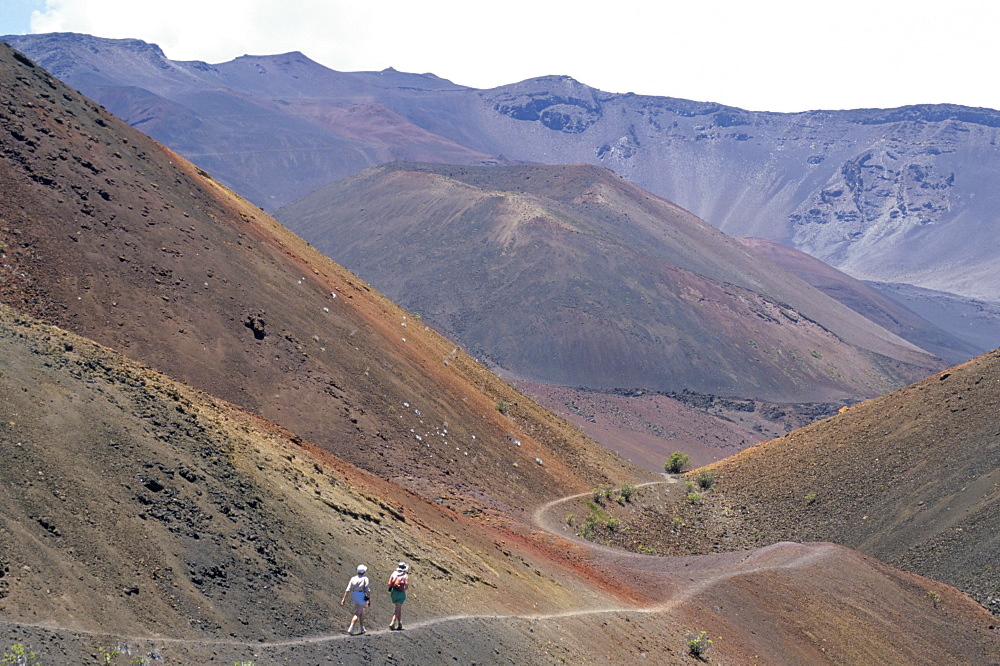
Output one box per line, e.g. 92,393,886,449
1,477,840,653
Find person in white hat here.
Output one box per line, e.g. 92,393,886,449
341,564,371,635
386,562,410,630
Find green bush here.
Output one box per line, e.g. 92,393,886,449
617,482,635,504
592,484,613,504
2,644,41,665
696,470,714,489
99,647,121,665
687,631,712,657
664,451,690,474
686,492,703,505
495,400,510,415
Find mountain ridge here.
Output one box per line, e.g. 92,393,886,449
4,32,1000,314
277,161,943,402
2,39,998,665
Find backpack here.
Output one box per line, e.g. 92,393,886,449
388,571,408,591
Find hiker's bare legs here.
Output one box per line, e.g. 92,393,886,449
391,602,403,629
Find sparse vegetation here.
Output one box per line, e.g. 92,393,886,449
696,470,714,489
576,499,627,539
927,589,942,609
687,631,713,658
664,451,690,474
99,647,120,665
686,492,703,505
2,644,41,665
592,484,614,504
495,400,511,415
617,482,636,504
804,492,818,504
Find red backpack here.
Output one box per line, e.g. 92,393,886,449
388,571,408,591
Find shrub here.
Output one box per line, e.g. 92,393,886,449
687,631,713,657
617,482,635,504
592,484,613,504
804,492,817,504
664,451,690,474
99,647,121,665
2,644,41,665
696,470,714,489
495,400,510,415
686,492,703,505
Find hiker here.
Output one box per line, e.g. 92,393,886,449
387,561,409,630
341,564,371,635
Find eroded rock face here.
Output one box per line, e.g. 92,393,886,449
6,32,1000,304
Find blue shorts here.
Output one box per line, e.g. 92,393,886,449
351,590,368,606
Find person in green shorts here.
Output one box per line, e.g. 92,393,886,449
387,562,409,630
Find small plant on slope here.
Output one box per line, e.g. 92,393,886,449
696,470,714,490
99,647,121,665
592,484,613,504
2,644,41,666
617,482,635,504
664,451,690,474
687,631,713,658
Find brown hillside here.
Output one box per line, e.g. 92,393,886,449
0,309,995,665
738,237,984,365
653,349,999,613
0,304,628,643
276,162,943,404
0,43,645,522
2,44,999,665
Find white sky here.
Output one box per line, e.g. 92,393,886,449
2,0,998,112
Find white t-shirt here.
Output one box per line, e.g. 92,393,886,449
346,575,370,594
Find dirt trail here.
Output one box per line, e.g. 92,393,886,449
1,479,837,650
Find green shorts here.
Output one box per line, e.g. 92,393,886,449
390,588,406,604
